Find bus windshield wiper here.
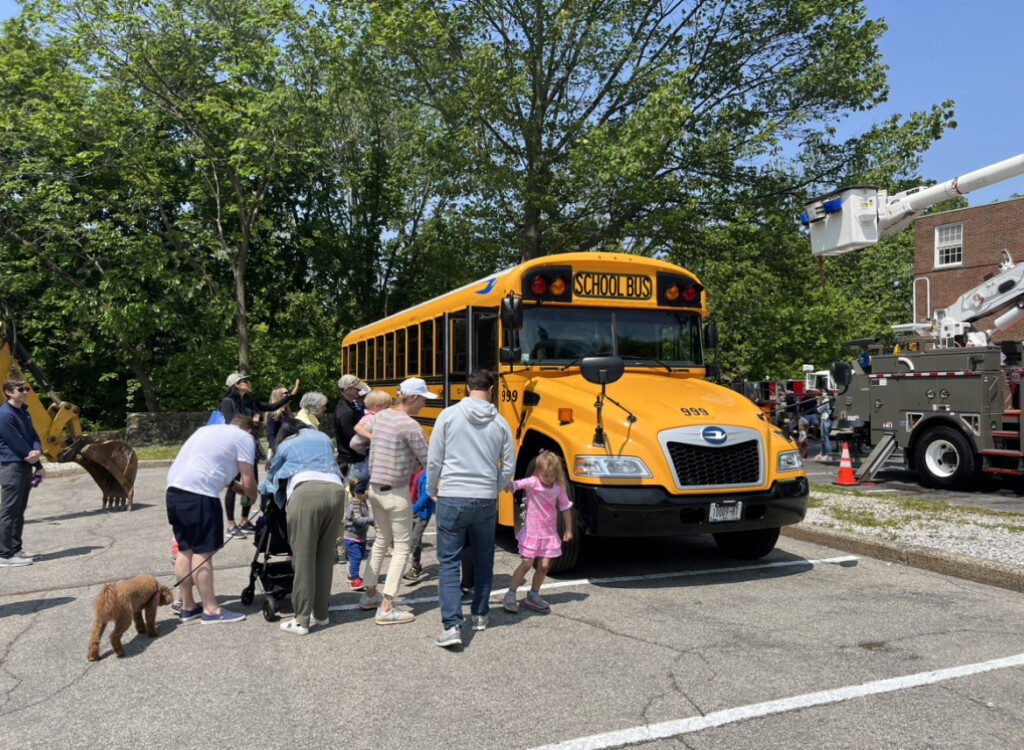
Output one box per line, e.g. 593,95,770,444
621,357,678,372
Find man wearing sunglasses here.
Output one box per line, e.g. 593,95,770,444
0,378,45,567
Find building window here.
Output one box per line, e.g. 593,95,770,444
934,223,963,268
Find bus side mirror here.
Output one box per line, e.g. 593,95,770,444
501,295,522,330
500,346,521,364
704,320,719,350
580,356,624,385
833,361,852,387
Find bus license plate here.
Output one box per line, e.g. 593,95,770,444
709,502,741,522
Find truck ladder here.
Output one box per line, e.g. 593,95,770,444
856,433,898,483
982,410,1024,476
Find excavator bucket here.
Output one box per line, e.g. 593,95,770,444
74,440,139,510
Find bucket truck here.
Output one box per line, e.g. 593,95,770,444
800,155,1024,488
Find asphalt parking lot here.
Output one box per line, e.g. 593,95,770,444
3,463,1024,750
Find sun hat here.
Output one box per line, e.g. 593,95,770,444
226,372,251,388
398,377,438,399
338,373,367,391
358,384,372,397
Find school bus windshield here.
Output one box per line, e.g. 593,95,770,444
519,307,704,366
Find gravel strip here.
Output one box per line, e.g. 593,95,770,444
807,490,1024,567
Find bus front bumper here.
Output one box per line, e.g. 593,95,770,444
574,477,809,537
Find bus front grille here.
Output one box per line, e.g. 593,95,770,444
666,440,761,487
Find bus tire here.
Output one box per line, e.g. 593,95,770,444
914,426,976,489
712,527,780,560
549,504,582,574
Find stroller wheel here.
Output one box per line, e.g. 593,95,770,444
263,598,277,622
240,586,255,606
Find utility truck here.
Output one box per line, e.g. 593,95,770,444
800,154,1024,488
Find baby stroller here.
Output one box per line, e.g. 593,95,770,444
239,492,294,621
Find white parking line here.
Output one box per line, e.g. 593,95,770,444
327,555,858,613
526,652,1024,750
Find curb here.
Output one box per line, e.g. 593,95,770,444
782,523,1024,594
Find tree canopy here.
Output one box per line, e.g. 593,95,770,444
0,0,956,425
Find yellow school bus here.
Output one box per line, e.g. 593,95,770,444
341,252,808,571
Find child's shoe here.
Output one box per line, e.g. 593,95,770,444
403,566,422,581
502,590,519,613
350,577,364,591
522,592,550,612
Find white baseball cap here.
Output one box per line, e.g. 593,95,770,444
225,372,251,388
398,377,438,399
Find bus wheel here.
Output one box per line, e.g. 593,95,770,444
914,426,976,489
549,504,582,574
712,527,780,560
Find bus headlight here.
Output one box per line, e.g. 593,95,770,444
574,456,653,478
777,451,803,472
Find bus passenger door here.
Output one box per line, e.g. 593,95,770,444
469,306,499,374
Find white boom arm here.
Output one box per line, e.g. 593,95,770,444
802,154,1024,256
935,251,1024,346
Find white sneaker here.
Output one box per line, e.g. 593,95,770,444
435,625,462,648
280,618,309,636
0,556,31,567
311,615,329,627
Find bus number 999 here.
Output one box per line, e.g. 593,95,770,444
680,407,709,417
501,389,519,403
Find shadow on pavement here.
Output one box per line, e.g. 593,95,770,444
0,595,76,618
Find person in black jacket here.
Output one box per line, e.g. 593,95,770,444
333,373,368,483
219,372,298,538
0,378,45,567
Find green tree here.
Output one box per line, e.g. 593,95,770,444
367,0,946,264
32,0,325,374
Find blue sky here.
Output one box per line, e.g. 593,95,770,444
2,0,1022,204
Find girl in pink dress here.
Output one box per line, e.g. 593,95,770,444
502,452,573,613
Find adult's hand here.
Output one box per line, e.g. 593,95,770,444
291,379,301,395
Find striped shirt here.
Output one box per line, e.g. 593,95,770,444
367,408,429,487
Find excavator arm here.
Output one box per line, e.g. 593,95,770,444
0,300,138,509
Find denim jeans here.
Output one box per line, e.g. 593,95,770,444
345,539,366,580
436,496,497,629
821,415,833,456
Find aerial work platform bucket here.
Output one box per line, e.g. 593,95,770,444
73,440,138,510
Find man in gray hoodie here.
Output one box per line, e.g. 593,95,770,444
427,369,515,648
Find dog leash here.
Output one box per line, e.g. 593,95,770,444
170,513,260,589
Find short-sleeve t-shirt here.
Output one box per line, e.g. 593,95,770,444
167,424,255,498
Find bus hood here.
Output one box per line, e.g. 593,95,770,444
526,371,766,430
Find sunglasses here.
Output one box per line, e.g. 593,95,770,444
10,387,29,393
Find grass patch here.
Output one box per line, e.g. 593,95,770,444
811,479,1024,535
825,506,898,528
132,442,182,461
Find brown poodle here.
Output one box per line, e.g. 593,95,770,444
87,574,174,661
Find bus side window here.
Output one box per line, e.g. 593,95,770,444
434,316,444,376
396,329,406,379
451,316,467,379
407,325,418,375
421,321,434,376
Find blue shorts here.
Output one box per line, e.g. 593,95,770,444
166,487,225,554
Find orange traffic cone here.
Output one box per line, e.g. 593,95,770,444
835,442,856,486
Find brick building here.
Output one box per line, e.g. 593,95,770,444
913,197,1024,343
